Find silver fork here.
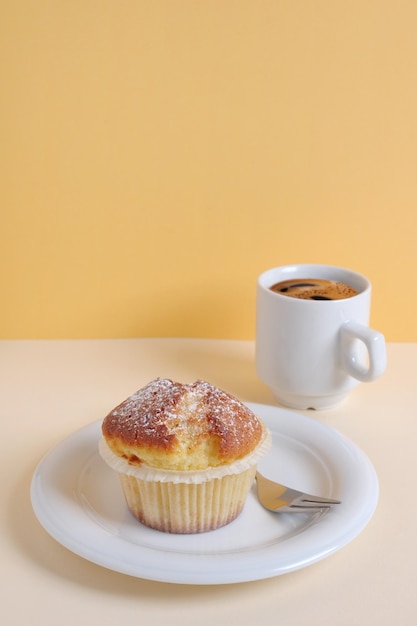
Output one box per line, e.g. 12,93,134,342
255,471,341,513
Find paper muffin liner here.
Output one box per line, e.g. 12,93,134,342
119,467,257,533
99,421,271,533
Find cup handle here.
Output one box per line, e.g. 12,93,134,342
339,320,387,382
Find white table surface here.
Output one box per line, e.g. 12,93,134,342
1,339,415,625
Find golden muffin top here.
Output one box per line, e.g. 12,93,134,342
101,378,264,471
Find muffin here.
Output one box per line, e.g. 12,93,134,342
99,378,271,533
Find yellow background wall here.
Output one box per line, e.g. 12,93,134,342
1,1,416,340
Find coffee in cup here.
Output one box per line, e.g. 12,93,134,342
269,278,357,300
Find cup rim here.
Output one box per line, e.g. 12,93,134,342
258,264,371,298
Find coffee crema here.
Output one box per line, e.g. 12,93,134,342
269,278,357,301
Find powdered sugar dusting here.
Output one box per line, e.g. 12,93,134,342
102,379,181,447
102,378,263,462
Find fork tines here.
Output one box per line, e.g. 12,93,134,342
255,471,342,514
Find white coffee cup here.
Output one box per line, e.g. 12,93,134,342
256,264,386,409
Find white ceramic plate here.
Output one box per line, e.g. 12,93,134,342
31,403,378,585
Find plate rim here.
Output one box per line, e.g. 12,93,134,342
30,403,379,584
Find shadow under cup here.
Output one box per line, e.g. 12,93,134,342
255,264,386,410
